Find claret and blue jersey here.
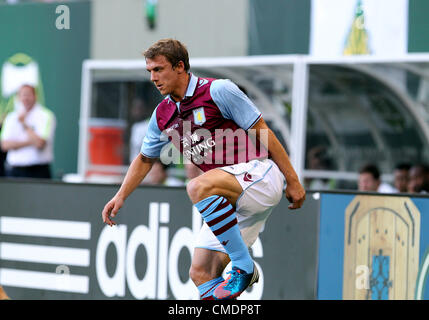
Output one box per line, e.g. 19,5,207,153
141,73,268,171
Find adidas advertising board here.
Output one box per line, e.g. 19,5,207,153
0,180,319,300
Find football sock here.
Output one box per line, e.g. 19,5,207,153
195,195,254,274
197,277,224,299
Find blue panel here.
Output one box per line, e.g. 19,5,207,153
317,193,354,299
317,193,429,300
412,198,429,300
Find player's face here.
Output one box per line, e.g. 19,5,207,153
146,55,181,96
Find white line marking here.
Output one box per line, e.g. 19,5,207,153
0,217,91,240
0,242,90,267
0,268,89,293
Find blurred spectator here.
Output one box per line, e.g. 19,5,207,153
305,145,335,190
408,164,429,193
358,163,395,193
128,98,188,186
393,162,411,193
0,97,10,178
129,98,150,163
142,159,184,186
0,84,56,179
0,135,6,177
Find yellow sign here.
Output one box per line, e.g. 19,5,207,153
343,195,420,299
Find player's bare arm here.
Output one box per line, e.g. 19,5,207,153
102,153,155,226
250,117,306,209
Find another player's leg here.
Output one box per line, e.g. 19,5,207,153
187,169,258,299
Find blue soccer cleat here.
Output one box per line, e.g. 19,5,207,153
213,264,259,300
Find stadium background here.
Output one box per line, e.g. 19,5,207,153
0,0,429,300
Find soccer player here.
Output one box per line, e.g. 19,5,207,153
101,39,306,300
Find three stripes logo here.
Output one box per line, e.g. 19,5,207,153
0,203,265,299
0,217,91,294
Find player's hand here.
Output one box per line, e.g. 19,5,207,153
285,181,306,210
102,196,124,226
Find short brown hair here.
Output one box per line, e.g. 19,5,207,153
143,38,190,72
359,163,380,180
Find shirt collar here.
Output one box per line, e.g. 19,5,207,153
168,73,198,103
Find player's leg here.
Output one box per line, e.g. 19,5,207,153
187,168,242,205
187,169,257,300
186,169,254,274
193,159,283,299
189,248,230,300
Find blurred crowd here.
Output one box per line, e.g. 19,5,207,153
0,85,428,193
304,145,429,194
358,162,429,194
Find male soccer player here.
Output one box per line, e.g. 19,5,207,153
102,39,306,300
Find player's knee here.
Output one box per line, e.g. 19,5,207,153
186,177,214,203
189,263,210,286
189,265,199,285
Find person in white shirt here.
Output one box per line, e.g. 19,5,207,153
0,84,56,179
358,163,396,193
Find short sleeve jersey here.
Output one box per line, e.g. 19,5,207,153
141,74,267,171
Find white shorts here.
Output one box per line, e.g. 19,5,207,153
194,159,285,253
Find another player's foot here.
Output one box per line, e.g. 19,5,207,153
213,264,259,300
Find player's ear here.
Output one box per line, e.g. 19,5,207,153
173,61,185,73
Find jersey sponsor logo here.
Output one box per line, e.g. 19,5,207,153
182,136,216,164
181,136,190,148
193,107,206,126
181,132,202,148
190,132,200,144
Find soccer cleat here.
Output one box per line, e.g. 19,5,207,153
213,264,259,300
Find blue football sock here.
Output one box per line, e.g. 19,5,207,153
198,277,224,299
195,195,254,274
